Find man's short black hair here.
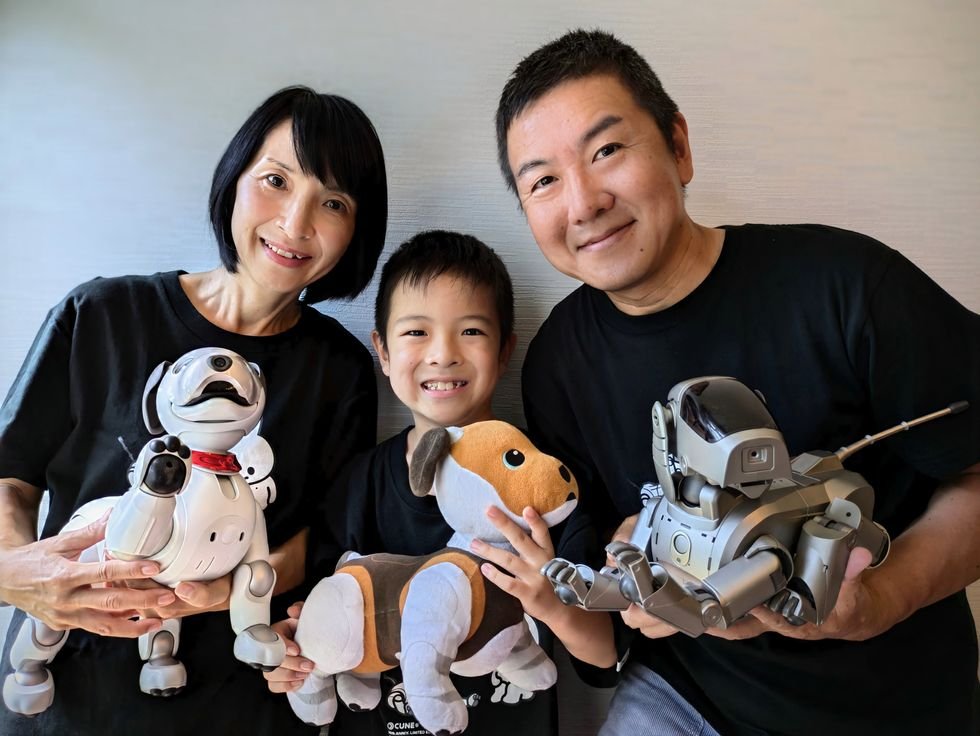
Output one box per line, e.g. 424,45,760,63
495,29,679,195
374,230,514,350
209,86,388,303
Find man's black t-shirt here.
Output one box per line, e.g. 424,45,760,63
522,224,980,735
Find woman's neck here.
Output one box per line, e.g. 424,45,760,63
179,268,302,336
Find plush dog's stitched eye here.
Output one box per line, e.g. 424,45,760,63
503,449,525,469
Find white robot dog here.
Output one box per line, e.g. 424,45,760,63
3,347,286,715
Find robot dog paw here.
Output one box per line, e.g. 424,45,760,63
3,669,55,716
234,624,287,672
541,558,590,607
136,435,192,497
139,657,187,697
605,541,646,568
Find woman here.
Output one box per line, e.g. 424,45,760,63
0,86,387,734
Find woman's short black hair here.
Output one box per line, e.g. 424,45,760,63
208,86,388,303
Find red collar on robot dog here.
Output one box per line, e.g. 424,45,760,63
190,450,242,474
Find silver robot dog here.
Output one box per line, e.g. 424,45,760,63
4,348,286,715
543,376,967,636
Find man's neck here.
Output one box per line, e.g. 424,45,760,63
607,223,725,317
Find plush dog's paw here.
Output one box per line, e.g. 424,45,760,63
133,435,191,497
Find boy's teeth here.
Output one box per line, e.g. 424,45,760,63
424,381,465,391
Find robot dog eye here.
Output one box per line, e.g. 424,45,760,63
209,355,232,372
502,449,525,469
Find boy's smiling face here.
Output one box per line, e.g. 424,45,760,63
372,274,514,435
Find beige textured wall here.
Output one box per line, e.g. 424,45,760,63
1,2,978,732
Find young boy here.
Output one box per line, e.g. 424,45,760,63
266,230,615,735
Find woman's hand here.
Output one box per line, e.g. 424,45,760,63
264,601,314,693
0,513,174,637
127,574,232,620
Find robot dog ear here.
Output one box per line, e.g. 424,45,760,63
141,361,171,435
409,427,452,497
249,361,266,391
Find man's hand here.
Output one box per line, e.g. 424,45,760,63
609,512,682,639
708,546,897,641
472,505,563,623
264,601,314,694
0,513,174,637
619,546,891,642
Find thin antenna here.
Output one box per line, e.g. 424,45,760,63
835,401,969,462
117,436,136,464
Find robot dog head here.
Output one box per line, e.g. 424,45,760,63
409,420,578,544
142,347,266,452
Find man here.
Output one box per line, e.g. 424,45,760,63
496,29,980,735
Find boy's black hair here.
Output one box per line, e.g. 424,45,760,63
209,86,388,303
495,29,679,195
374,230,514,350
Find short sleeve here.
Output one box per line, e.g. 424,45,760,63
0,305,74,488
853,251,980,479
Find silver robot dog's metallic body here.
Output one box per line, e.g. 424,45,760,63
544,376,966,636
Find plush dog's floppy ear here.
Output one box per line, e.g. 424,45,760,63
142,361,171,435
409,427,451,497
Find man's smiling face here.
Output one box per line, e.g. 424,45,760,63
506,73,695,303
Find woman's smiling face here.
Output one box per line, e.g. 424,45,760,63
230,119,357,298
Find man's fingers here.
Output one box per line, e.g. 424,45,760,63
844,546,873,581
611,513,640,544
286,601,304,619
621,604,679,638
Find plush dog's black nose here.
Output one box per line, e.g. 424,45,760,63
566,492,576,502
559,465,571,483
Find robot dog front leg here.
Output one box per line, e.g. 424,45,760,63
229,512,286,671
106,435,191,560
607,536,790,637
770,498,890,625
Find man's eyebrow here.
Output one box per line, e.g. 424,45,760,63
514,115,625,182
515,157,547,182
581,115,623,146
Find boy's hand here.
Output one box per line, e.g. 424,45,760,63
472,505,563,623
263,601,314,693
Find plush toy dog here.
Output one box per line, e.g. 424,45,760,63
287,420,579,736
3,347,286,716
